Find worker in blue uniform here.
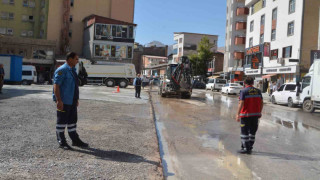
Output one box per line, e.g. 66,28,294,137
53,52,88,150
133,73,142,98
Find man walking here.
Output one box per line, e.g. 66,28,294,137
0,64,4,94
53,52,88,150
133,74,142,98
236,77,263,154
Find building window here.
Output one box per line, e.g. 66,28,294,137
70,0,74,7
261,15,265,25
9,0,14,5
250,20,254,32
22,0,27,6
249,37,253,47
179,38,182,43
29,15,34,21
1,12,8,19
272,8,277,20
283,46,292,58
226,20,228,27
40,15,44,22
28,30,33,37
40,29,44,38
116,26,122,38
28,0,35,8
7,28,13,35
69,15,73,22
68,30,72,38
8,12,14,20
288,21,294,36
179,47,182,54
271,29,276,41
127,46,132,59
251,5,254,15
260,34,264,44
22,15,28,21
122,26,128,38
128,26,134,39
0,27,6,34
270,49,278,60
112,25,116,37
262,0,266,8
40,0,45,8
21,30,27,37
289,0,295,14
2,0,9,4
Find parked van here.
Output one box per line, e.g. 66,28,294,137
206,78,227,91
22,65,37,85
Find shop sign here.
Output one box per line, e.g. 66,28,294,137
310,50,320,65
246,45,260,55
270,49,278,60
245,68,261,75
251,55,260,69
263,66,297,74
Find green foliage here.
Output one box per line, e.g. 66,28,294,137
188,36,214,76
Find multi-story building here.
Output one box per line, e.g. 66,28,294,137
0,0,49,39
141,55,168,77
244,0,320,89
82,15,136,63
224,0,249,82
47,0,135,56
172,32,218,63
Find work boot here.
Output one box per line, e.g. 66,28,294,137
69,131,89,147
59,142,73,150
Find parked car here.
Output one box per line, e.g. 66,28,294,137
206,78,227,91
234,81,244,86
221,83,243,95
193,80,206,89
271,83,299,107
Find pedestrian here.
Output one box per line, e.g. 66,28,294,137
133,73,142,98
269,81,273,96
236,77,263,154
0,64,4,94
272,82,277,93
53,52,88,150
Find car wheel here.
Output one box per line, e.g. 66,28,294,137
288,97,295,108
303,100,315,113
22,80,28,85
105,79,115,87
272,96,276,104
119,79,128,88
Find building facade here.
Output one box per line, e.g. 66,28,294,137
0,0,49,39
244,0,320,90
224,0,248,81
172,32,218,63
47,0,135,56
141,55,167,78
207,52,225,77
82,15,136,63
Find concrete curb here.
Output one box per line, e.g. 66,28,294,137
148,88,165,180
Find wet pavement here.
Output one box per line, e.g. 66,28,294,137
151,89,320,180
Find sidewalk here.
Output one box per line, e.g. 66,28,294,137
262,93,271,104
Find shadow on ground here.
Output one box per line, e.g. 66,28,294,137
72,147,161,166
0,88,48,102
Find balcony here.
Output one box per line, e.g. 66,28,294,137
234,52,245,60
245,0,259,7
236,7,249,16
235,37,246,45
236,22,247,30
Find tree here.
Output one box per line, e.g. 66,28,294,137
188,36,214,77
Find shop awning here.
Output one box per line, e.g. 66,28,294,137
262,74,277,79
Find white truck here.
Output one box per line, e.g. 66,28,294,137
298,59,320,112
78,59,136,88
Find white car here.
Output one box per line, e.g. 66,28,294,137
271,83,299,107
206,78,227,91
221,83,243,95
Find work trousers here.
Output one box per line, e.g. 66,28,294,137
0,76,3,92
56,102,80,144
135,86,141,98
240,116,259,150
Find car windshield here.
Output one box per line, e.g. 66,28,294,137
216,79,226,84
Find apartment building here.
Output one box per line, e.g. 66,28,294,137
172,32,218,63
224,0,249,82
141,55,168,77
244,0,320,87
0,0,49,39
47,0,135,56
82,15,136,63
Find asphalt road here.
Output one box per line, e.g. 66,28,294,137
0,85,162,179
151,88,320,180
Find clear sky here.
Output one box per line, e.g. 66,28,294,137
134,0,227,47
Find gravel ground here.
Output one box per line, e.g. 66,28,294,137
0,86,163,179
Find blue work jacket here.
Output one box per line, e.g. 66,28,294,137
53,63,78,105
